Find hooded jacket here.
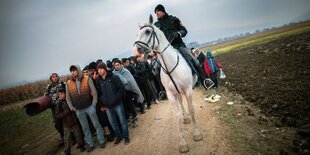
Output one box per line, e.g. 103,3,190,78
113,66,145,103
66,65,98,110
97,70,125,108
204,51,222,77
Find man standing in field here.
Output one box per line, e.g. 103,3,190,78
65,65,105,152
154,4,209,89
113,59,142,128
44,73,65,147
96,62,130,145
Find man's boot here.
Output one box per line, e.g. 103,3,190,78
178,47,210,90
132,116,139,128
190,56,213,90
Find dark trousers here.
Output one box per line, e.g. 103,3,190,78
64,125,85,154
210,72,219,88
96,108,115,137
52,109,64,140
123,91,138,119
146,79,157,101
178,46,207,81
137,80,153,107
154,73,165,92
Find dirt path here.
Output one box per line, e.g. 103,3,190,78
55,87,236,155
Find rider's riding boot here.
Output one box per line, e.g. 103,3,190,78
178,47,209,90
191,59,210,90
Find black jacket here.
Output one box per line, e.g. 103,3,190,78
96,70,125,108
154,14,187,48
134,61,147,81
125,64,137,78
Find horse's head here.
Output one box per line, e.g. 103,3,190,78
133,15,161,59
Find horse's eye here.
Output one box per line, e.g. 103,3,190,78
145,29,151,35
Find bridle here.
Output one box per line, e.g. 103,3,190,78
134,25,181,93
134,25,159,53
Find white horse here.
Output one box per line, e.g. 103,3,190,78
133,15,202,153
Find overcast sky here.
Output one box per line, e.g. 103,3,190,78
0,0,309,89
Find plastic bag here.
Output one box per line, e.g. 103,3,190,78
220,69,226,79
204,94,221,103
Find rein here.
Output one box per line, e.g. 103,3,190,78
134,25,181,93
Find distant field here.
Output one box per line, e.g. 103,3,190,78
0,76,68,106
201,21,310,55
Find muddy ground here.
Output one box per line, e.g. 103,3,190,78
217,31,310,126
8,31,310,155
216,31,310,154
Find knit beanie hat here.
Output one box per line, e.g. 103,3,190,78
97,62,108,71
82,65,89,71
106,60,113,69
154,4,166,13
88,62,97,70
49,73,59,82
96,59,103,65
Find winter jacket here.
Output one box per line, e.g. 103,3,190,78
154,14,187,48
45,82,66,106
134,61,147,81
204,51,222,77
66,65,98,110
44,81,65,119
97,70,125,108
55,100,80,128
196,51,206,65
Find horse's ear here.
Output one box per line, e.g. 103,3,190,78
149,14,153,25
138,22,142,29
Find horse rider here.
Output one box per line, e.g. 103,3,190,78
154,4,209,89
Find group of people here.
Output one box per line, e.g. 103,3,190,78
43,4,223,155
44,56,168,154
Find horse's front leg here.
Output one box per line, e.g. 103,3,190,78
167,91,189,153
178,95,191,124
185,89,203,141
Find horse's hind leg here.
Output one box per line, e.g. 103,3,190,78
167,91,189,153
185,89,203,141
178,95,191,124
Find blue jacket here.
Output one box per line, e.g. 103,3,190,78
206,50,220,72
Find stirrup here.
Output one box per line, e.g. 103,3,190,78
203,78,214,89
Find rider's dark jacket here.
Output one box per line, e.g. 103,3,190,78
154,13,187,49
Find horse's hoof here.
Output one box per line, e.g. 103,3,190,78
179,144,189,153
194,133,203,141
183,117,191,124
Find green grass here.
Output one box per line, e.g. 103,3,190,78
219,105,257,154
202,25,310,56
0,108,53,154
